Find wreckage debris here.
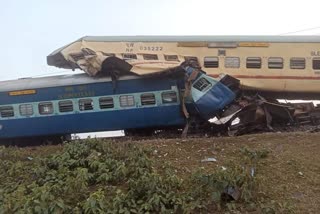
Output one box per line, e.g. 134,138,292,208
46,37,320,137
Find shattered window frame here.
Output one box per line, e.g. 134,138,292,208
184,56,200,68
38,102,54,115
161,91,178,104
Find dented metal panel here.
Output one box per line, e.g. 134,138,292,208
182,66,236,120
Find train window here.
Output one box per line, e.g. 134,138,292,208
79,99,94,111
162,91,177,104
99,97,114,109
164,55,179,61
312,58,320,70
204,57,219,68
290,58,305,69
268,57,283,69
143,54,158,60
194,77,212,92
38,102,54,115
101,52,115,57
122,53,137,60
59,100,73,112
184,56,200,67
141,93,156,106
19,104,33,116
225,57,240,68
119,95,135,107
246,57,261,69
0,106,14,118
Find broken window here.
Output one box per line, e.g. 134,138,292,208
99,97,114,109
39,102,54,115
119,95,135,107
141,93,156,106
225,57,240,68
246,57,261,69
184,56,200,67
143,54,158,60
268,57,283,69
59,100,73,113
19,104,33,116
290,58,305,69
79,99,94,111
162,91,177,104
0,106,14,118
164,55,179,61
194,77,212,92
204,57,219,68
312,58,320,70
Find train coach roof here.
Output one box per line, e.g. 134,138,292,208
49,35,320,56
47,35,320,70
0,73,139,92
75,35,320,43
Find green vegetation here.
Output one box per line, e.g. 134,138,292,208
0,138,294,213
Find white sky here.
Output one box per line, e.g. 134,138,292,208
1,0,320,81
2,0,320,137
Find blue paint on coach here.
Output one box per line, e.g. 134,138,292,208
0,105,184,139
0,77,178,105
183,66,236,120
195,82,236,119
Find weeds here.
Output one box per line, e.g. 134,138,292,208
0,140,293,213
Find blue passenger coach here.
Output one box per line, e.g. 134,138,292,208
0,74,185,141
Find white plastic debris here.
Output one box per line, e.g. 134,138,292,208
250,167,255,177
201,157,217,162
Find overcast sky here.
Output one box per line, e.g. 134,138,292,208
1,0,320,81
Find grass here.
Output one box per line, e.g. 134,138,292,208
0,132,319,213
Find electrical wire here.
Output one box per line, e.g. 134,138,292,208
279,26,320,35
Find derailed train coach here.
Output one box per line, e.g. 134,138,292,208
0,62,240,144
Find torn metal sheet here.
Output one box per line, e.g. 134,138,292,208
182,66,237,121
221,95,295,136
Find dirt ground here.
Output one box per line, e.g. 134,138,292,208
124,132,320,213
17,131,320,213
